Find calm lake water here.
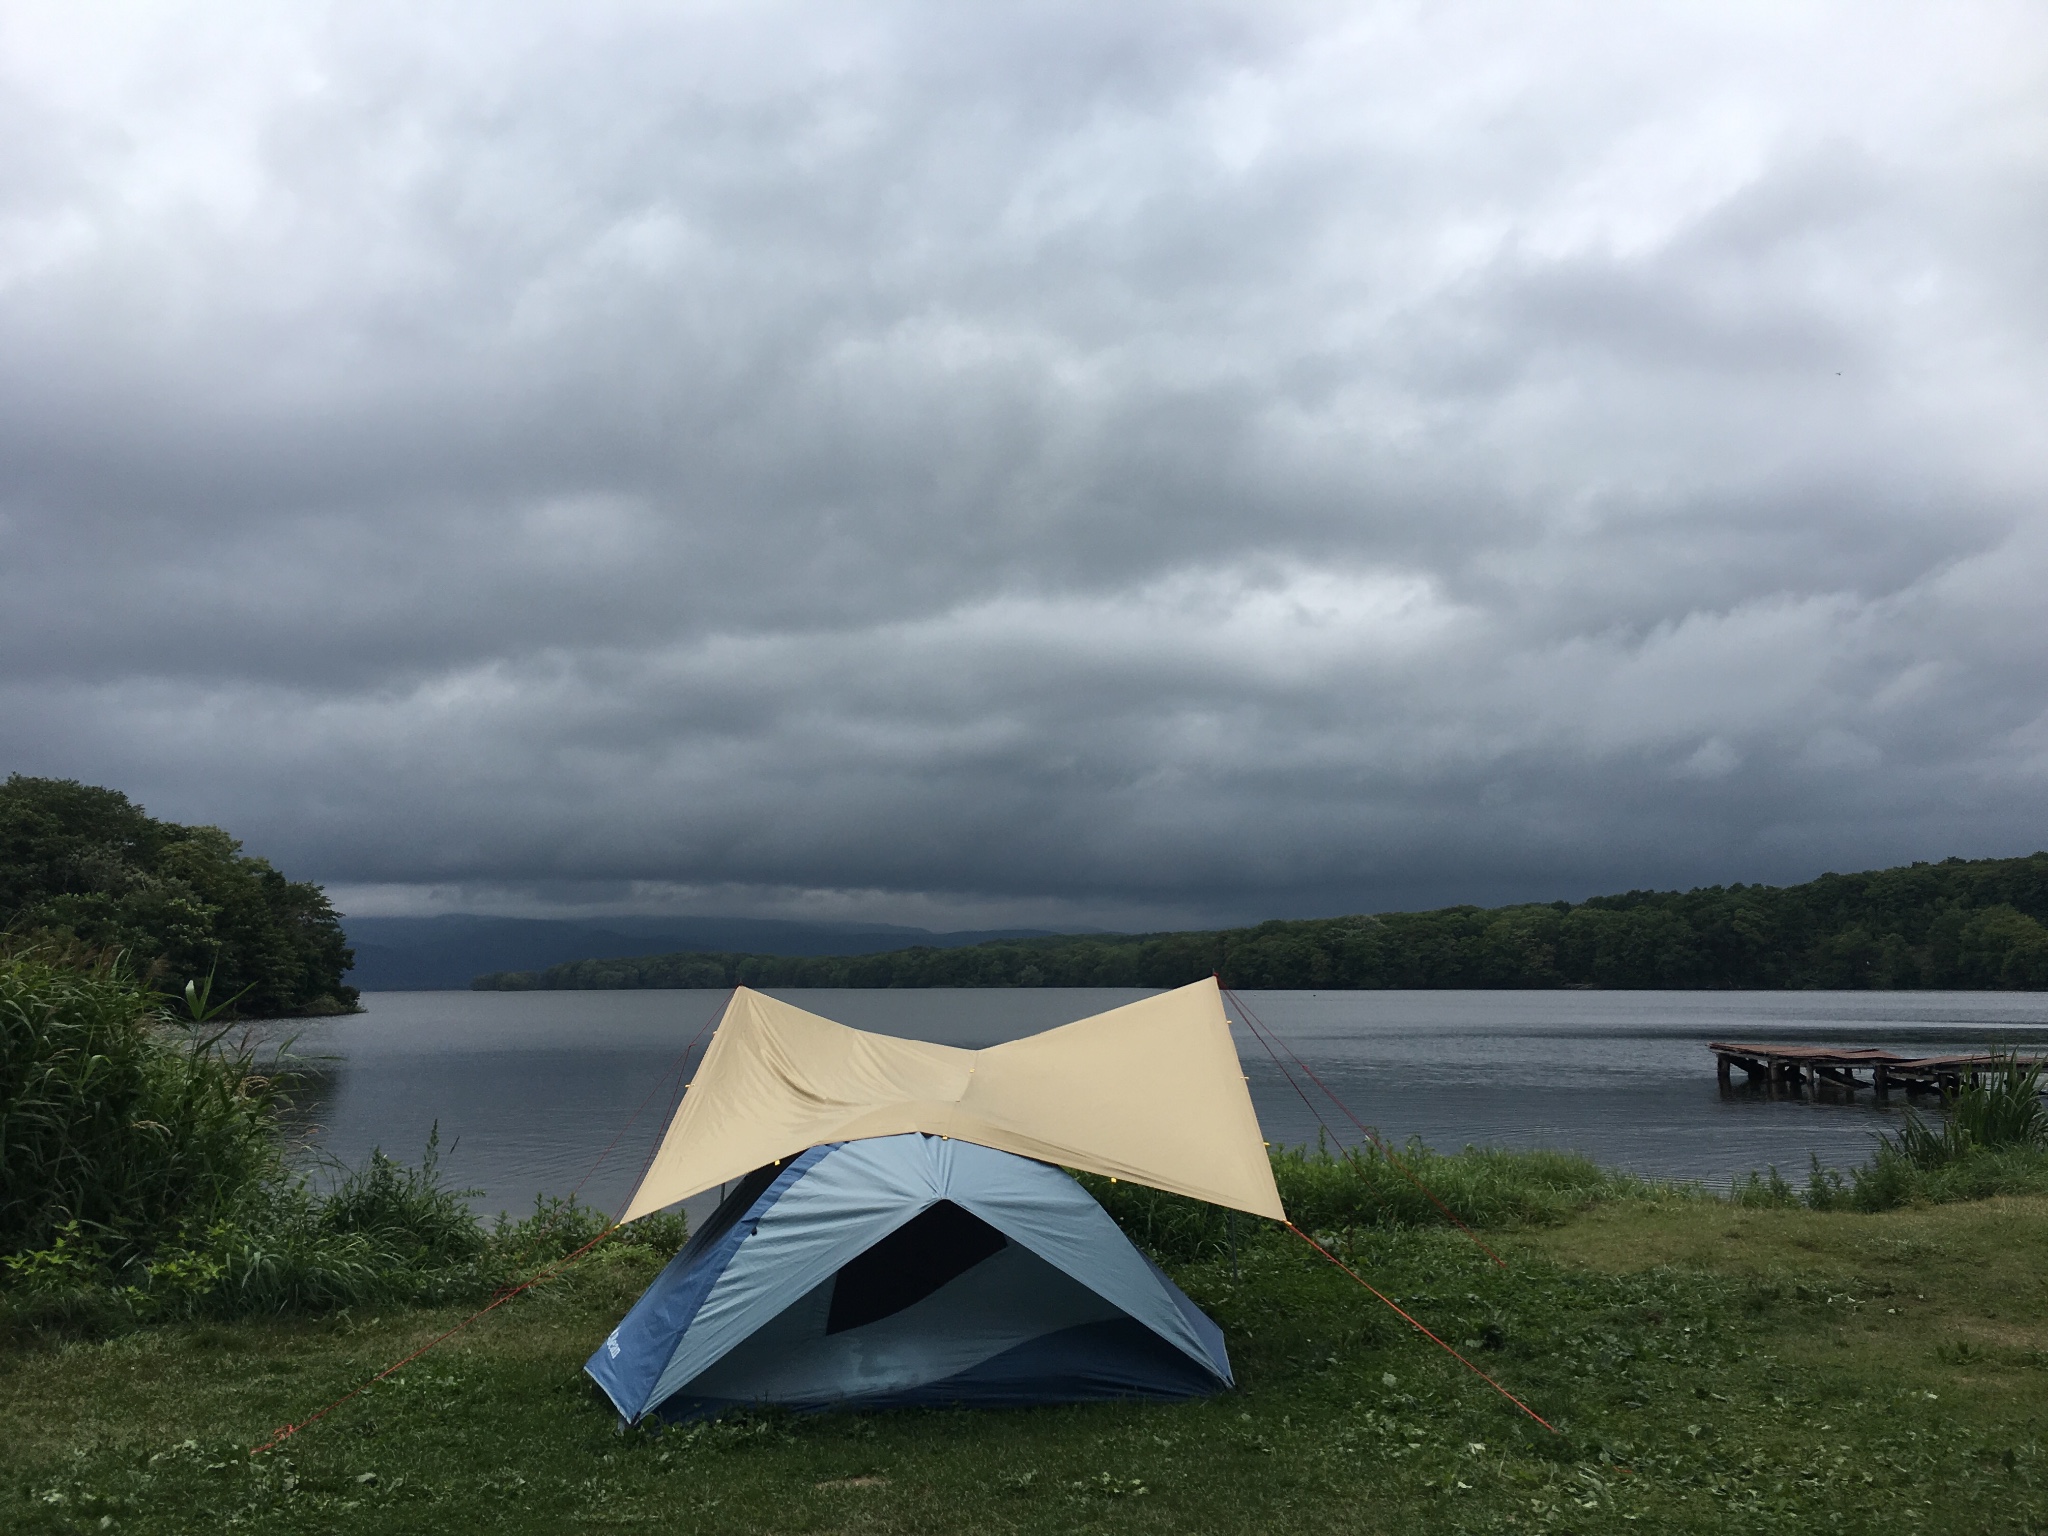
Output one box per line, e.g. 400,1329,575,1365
283,989,2048,1223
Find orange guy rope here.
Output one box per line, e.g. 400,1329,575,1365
1285,1222,1556,1434
1222,980,1507,1269
1228,983,1350,1149
250,1224,617,1456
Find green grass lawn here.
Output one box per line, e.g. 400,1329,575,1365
4,1192,2045,1535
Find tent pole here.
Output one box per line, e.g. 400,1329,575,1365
1229,1209,1239,1281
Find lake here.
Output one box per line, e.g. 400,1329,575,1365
284,988,2048,1223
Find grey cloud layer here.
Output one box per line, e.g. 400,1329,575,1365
2,1,2044,924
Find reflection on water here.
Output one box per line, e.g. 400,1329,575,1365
277,988,2048,1221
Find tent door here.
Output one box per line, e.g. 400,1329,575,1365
827,1200,1007,1334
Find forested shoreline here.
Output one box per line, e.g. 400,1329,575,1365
0,776,356,1017
475,850,2048,992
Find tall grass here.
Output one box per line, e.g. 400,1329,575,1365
1080,1136,1652,1264
0,946,687,1335
0,944,285,1264
1840,1057,2048,1210
1733,1058,2048,1213
1905,1056,2047,1160
314,1130,488,1267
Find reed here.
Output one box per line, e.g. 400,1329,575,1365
0,944,286,1265
1937,1055,2048,1151
1832,1056,2048,1211
1729,1058,2048,1213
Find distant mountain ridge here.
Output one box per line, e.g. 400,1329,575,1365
471,851,2048,993
342,913,1065,990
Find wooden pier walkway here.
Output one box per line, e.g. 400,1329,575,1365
1710,1042,2045,1095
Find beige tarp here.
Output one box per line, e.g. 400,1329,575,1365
618,977,1285,1223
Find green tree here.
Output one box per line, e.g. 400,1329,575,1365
0,776,356,1017
1955,905,2048,989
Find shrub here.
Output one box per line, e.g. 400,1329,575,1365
489,1195,687,1274
315,1129,487,1268
1803,1155,1848,1211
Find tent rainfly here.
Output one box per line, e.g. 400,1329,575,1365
586,978,1282,1423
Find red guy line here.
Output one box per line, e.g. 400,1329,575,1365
1221,980,1506,1269
1285,1221,1557,1434
250,1223,617,1457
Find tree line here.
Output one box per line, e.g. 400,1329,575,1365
0,775,356,1017
475,851,2048,993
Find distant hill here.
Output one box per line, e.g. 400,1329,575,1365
343,913,1065,990
473,852,2048,992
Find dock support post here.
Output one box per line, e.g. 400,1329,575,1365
1718,1054,1732,1087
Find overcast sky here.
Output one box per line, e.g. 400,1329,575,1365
2,2,2044,931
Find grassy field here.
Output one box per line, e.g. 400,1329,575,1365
4,1189,2045,1535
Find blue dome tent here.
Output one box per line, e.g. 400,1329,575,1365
586,981,1283,1425
588,1134,1231,1421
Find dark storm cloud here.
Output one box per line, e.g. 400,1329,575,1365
1,1,2044,927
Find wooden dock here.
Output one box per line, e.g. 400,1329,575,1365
1709,1042,2045,1095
